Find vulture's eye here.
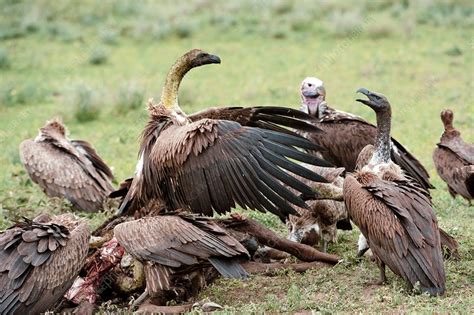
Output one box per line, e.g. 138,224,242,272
308,83,313,87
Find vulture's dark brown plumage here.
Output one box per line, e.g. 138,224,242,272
433,109,474,203
117,50,332,221
0,214,89,314
298,77,433,191
343,89,445,296
19,119,114,212
114,210,249,299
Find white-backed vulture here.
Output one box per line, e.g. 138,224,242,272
0,213,89,314
19,119,114,212
298,77,433,191
117,50,332,221
433,109,474,204
287,165,350,252
343,88,446,296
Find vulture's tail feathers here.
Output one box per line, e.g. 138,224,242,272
208,257,248,279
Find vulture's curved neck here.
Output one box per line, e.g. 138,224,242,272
160,57,194,112
370,107,392,165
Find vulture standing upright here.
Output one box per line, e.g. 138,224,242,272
433,109,474,204
298,77,433,191
113,49,334,304
0,213,89,314
19,119,114,212
343,88,446,296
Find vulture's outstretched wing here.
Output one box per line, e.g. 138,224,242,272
188,106,322,137
344,175,445,295
19,140,114,212
0,218,89,314
120,119,332,220
114,214,249,280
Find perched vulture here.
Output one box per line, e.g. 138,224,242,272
433,109,474,204
0,213,89,314
343,88,446,296
287,165,350,252
117,49,332,221
298,77,433,191
19,119,114,212
114,210,249,303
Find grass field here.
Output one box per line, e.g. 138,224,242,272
0,0,473,313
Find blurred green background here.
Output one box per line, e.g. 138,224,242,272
0,0,472,312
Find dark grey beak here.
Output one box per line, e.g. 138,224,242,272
356,87,372,105
207,54,221,64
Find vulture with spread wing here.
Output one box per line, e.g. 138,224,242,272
343,89,445,296
298,77,433,191
0,213,89,314
117,49,332,221
433,109,474,204
19,119,114,212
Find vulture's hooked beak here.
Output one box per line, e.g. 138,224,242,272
355,87,373,106
207,54,221,64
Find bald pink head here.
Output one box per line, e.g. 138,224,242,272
300,77,326,117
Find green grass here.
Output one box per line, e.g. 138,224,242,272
0,0,473,313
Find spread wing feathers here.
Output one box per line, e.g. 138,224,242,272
114,214,249,279
188,106,323,137
19,140,113,212
0,218,89,314
344,175,445,294
391,138,434,190
71,140,114,181
126,119,332,220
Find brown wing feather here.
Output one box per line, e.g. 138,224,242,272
19,140,113,212
71,140,114,180
114,214,249,269
0,216,89,314
433,146,473,200
300,106,433,190
344,173,445,295
120,118,331,220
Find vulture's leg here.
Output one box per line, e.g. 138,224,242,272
375,259,387,285
322,240,328,253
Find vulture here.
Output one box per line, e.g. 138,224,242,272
0,213,89,314
287,165,350,252
433,109,474,204
114,208,249,303
343,88,446,296
298,77,433,191
19,119,114,212
117,49,332,221
112,49,335,306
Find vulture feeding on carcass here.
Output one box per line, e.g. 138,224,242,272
433,109,474,204
298,77,433,192
19,119,114,212
111,49,337,306
114,208,249,305
343,88,446,296
287,165,350,252
0,213,89,314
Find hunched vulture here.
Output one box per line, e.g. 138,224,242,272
0,213,89,314
433,109,474,204
19,118,114,212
